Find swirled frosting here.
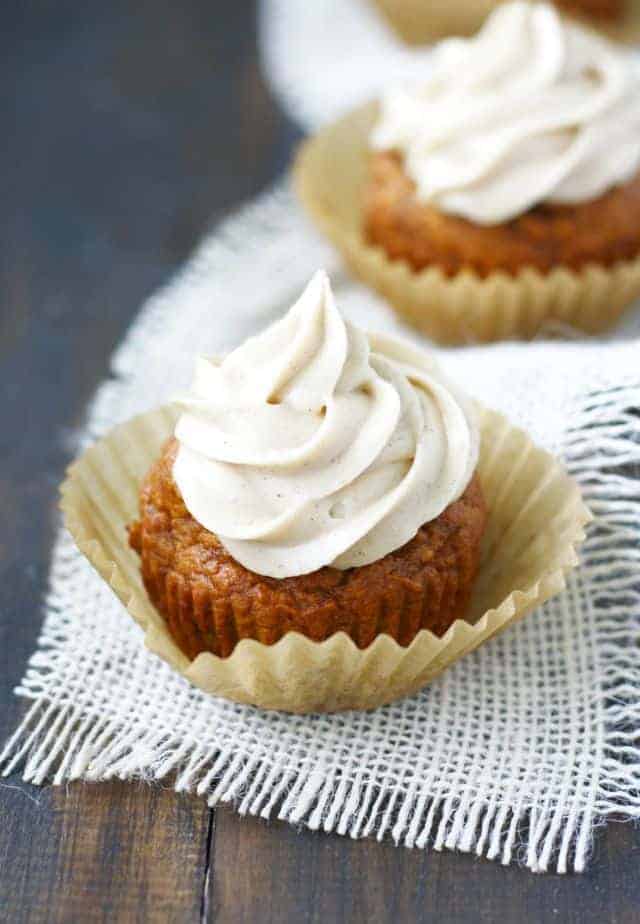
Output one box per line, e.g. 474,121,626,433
172,271,479,578
371,1,640,224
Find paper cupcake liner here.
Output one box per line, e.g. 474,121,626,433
371,0,640,44
60,404,591,714
294,104,640,345
373,0,503,42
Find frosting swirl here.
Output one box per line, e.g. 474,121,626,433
371,1,640,224
173,271,479,578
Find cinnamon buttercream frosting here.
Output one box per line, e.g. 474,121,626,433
371,1,640,224
172,271,479,577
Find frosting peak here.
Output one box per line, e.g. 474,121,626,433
371,2,640,224
173,271,479,578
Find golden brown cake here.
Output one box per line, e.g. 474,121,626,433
128,438,487,659
555,0,624,19
364,152,640,277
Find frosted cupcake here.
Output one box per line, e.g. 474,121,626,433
61,270,590,711
128,270,487,657
296,1,640,342
367,1,640,276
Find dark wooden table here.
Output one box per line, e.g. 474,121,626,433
2,2,639,921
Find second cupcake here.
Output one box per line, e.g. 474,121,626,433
296,1,640,342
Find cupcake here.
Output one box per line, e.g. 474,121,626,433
372,0,631,46
62,270,590,711
554,0,624,19
367,1,640,276
555,0,624,18
295,2,640,343
128,270,487,658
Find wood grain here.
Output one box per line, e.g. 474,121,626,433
0,781,210,924
209,806,640,924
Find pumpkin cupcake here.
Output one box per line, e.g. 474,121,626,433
555,0,624,18
295,1,640,343
128,270,487,658
61,270,590,711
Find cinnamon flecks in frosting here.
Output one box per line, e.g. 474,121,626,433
172,271,479,578
370,1,640,225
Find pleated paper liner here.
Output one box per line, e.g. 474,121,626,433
60,404,591,714
371,0,640,45
293,103,640,345
372,0,507,42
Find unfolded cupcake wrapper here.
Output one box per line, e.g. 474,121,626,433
294,103,640,345
372,0,640,45
60,404,591,713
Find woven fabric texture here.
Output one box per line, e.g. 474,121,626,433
2,185,640,873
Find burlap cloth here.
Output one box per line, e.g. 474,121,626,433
2,183,640,872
